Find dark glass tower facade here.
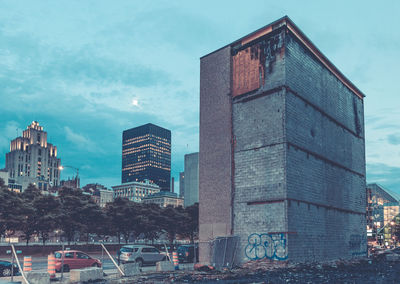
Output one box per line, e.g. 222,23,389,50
122,123,171,191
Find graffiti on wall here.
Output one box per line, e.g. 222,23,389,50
245,233,288,261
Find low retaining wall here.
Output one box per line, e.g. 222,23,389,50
25,271,50,284
120,263,141,276
156,261,175,272
70,267,103,283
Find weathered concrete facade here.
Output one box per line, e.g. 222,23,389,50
199,17,366,264
184,152,199,207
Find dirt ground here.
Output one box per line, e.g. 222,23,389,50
129,256,400,284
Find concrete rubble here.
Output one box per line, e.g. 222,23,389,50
156,261,175,272
69,267,103,283
25,271,50,284
120,263,141,276
101,256,400,283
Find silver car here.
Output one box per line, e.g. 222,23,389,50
119,245,167,266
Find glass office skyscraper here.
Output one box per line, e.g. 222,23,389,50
122,123,171,191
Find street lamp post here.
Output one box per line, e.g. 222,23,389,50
59,165,80,188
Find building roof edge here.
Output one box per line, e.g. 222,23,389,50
201,16,365,99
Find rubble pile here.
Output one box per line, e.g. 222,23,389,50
169,257,400,284
107,256,400,283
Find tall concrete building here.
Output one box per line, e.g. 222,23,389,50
122,123,171,191
5,121,61,191
183,152,199,207
199,17,366,264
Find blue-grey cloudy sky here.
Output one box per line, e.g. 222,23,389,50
0,0,399,194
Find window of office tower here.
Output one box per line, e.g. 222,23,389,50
121,123,171,190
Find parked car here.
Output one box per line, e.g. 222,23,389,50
0,260,19,277
118,245,166,266
177,244,199,263
54,250,102,272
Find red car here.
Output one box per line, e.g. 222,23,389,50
54,250,102,272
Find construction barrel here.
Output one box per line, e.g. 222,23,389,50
23,256,32,272
47,254,56,278
172,251,179,270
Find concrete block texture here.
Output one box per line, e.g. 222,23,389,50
156,261,175,272
285,33,365,138
200,19,366,264
120,263,141,276
69,267,103,283
25,271,50,284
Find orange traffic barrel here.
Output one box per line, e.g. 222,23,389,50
23,256,32,272
172,251,179,270
47,254,56,278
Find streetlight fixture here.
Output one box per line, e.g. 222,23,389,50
58,165,79,177
58,165,80,188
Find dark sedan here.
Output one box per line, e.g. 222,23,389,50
0,260,19,277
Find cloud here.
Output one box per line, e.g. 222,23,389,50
365,107,400,168
0,120,20,149
388,134,400,145
367,163,400,194
0,121,22,168
64,126,102,154
1,1,399,190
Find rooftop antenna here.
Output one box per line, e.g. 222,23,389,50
16,128,18,137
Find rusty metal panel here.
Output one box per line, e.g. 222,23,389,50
232,30,285,98
232,45,264,98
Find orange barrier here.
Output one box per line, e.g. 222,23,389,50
23,256,32,272
194,263,215,271
47,254,56,278
172,251,179,270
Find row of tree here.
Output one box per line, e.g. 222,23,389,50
0,179,198,245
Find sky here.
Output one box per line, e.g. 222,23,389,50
0,0,399,194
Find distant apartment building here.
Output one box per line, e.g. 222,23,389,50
382,208,400,247
0,169,8,186
384,203,400,227
183,152,199,207
122,123,171,191
366,183,400,241
112,180,160,202
142,191,183,208
98,189,114,208
5,121,61,191
381,202,400,247
0,169,25,192
170,177,175,193
60,176,80,189
179,172,185,198
83,183,114,207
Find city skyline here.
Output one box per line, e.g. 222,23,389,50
0,1,399,193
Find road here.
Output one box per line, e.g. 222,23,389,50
1,253,194,279
4,253,166,271
1,256,194,283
